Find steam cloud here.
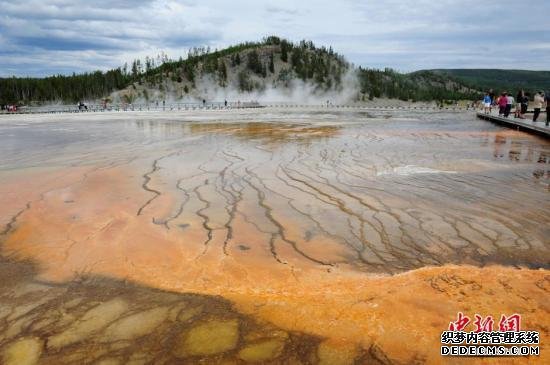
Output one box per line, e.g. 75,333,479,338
108,68,362,106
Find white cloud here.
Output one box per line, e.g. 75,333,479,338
0,0,548,76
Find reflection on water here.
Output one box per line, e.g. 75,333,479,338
491,132,550,164
0,109,549,364
188,122,341,144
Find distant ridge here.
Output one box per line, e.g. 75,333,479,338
418,69,550,93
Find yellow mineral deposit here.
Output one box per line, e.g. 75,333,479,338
175,319,240,357
2,337,43,365
47,298,129,350
100,306,169,342
0,110,548,364
238,337,286,362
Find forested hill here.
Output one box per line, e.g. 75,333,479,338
357,69,480,102
421,69,550,94
1,37,483,105
0,37,348,104
109,36,352,104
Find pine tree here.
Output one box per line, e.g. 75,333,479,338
247,50,262,75
145,56,152,74
218,60,227,86
281,42,288,62
238,71,251,91
269,53,275,73
131,60,138,78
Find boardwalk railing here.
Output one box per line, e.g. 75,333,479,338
263,103,476,111
0,102,263,115
0,102,481,115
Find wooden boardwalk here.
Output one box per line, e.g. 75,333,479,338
476,112,550,138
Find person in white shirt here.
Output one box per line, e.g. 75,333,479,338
532,91,544,122
504,94,514,117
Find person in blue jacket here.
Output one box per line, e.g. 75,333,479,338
483,93,492,114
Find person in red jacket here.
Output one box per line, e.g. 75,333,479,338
498,92,508,116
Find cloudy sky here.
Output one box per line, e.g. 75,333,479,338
1,0,549,77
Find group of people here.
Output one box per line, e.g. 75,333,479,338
0,104,18,112
482,89,549,126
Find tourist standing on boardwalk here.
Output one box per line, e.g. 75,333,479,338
515,90,522,118
515,90,527,118
483,93,492,114
516,90,528,119
533,91,544,122
520,91,529,118
498,93,507,116
504,93,514,117
514,90,521,118
545,91,550,126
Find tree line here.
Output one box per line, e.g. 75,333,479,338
0,69,131,105
358,68,482,102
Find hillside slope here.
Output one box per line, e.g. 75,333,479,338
111,37,352,104
358,68,480,102
422,69,550,94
